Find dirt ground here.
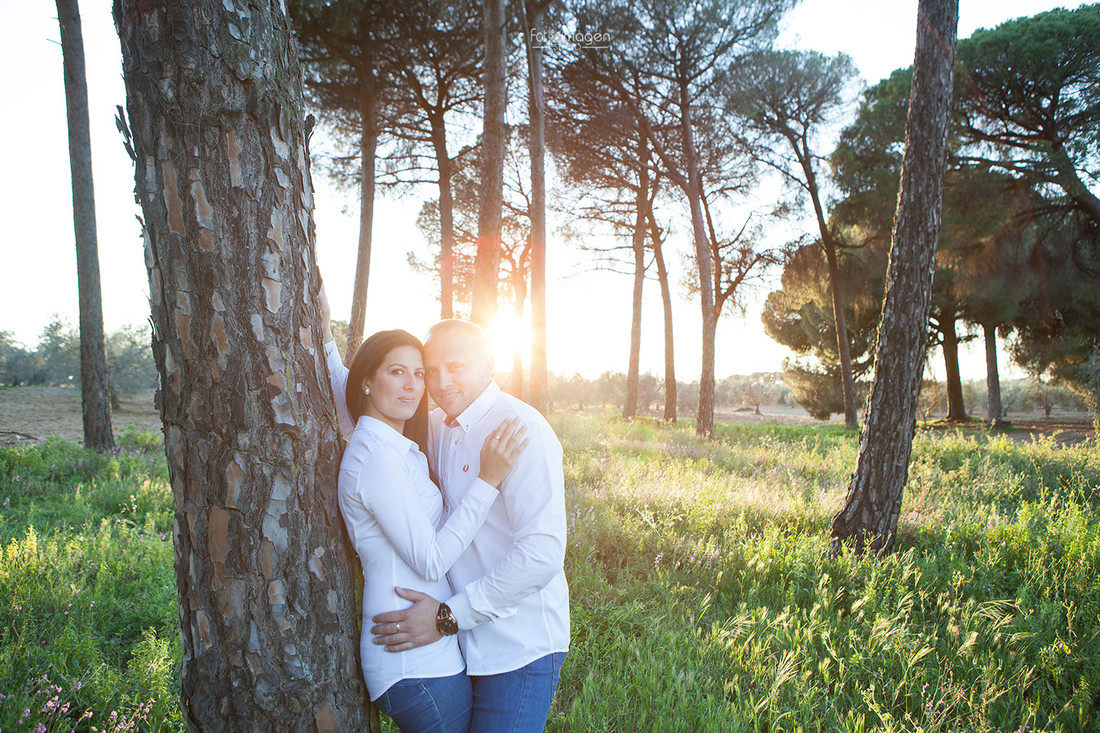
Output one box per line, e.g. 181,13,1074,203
0,387,162,447
0,386,1094,447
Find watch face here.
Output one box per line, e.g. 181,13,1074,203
437,604,459,636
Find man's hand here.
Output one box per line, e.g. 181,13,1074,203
370,587,444,652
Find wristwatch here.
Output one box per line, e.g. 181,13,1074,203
436,602,458,636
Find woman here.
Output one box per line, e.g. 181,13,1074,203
332,327,527,732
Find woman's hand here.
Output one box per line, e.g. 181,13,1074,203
478,417,529,488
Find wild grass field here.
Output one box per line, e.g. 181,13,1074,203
1,414,1098,731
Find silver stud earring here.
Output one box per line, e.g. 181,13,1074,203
363,386,371,396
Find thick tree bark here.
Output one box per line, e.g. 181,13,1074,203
830,0,959,557
472,0,507,326
650,218,677,422
114,2,370,729
430,117,456,319
940,312,967,421
983,321,1003,427
348,78,378,356
524,0,549,412
57,0,114,452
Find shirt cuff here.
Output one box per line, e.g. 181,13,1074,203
464,477,499,506
446,589,491,631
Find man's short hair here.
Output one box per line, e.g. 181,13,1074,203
425,319,493,369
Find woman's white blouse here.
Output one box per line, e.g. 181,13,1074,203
338,414,498,700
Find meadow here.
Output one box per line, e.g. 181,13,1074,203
1,415,1097,731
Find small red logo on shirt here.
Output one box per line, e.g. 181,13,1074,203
462,464,470,472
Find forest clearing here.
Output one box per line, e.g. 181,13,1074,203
4,0,1098,728
2,404,1097,731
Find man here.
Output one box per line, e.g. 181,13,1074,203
321,304,569,731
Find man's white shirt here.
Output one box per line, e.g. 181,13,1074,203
428,380,570,675
325,341,570,676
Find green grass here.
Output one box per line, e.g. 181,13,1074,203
550,416,1100,732
0,427,179,732
2,417,1098,731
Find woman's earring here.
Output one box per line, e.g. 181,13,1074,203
363,386,371,396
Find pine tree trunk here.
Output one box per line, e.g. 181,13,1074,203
57,0,114,452
677,72,716,437
651,223,677,422
431,119,455,320
983,321,1003,427
941,312,967,421
830,0,959,558
623,179,647,420
822,240,859,430
472,0,507,326
348,78,378,356
114,2,370,728
511,278,527,398
797,140,858,432
524,0,549,412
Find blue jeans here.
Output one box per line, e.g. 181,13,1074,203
469,652,566,733
375,672,472,733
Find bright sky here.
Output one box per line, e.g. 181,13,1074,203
0,0,1086,381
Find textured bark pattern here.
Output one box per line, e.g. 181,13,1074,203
114,1,369,728
58,0,115,452
831,0,959,556
472,0,507,325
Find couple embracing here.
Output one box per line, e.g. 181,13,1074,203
320,290,569,733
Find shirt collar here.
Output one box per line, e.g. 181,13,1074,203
357,414,416,453
444,380,502,433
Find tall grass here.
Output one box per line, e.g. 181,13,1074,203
552,416,1100,732
2,417,1097,731
0,428,179,732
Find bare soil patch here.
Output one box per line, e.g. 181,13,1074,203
916,411,1096,446
0,387,161,447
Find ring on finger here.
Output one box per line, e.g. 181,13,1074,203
395,622,400,633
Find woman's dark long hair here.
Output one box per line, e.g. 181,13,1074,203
345,329,431,463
